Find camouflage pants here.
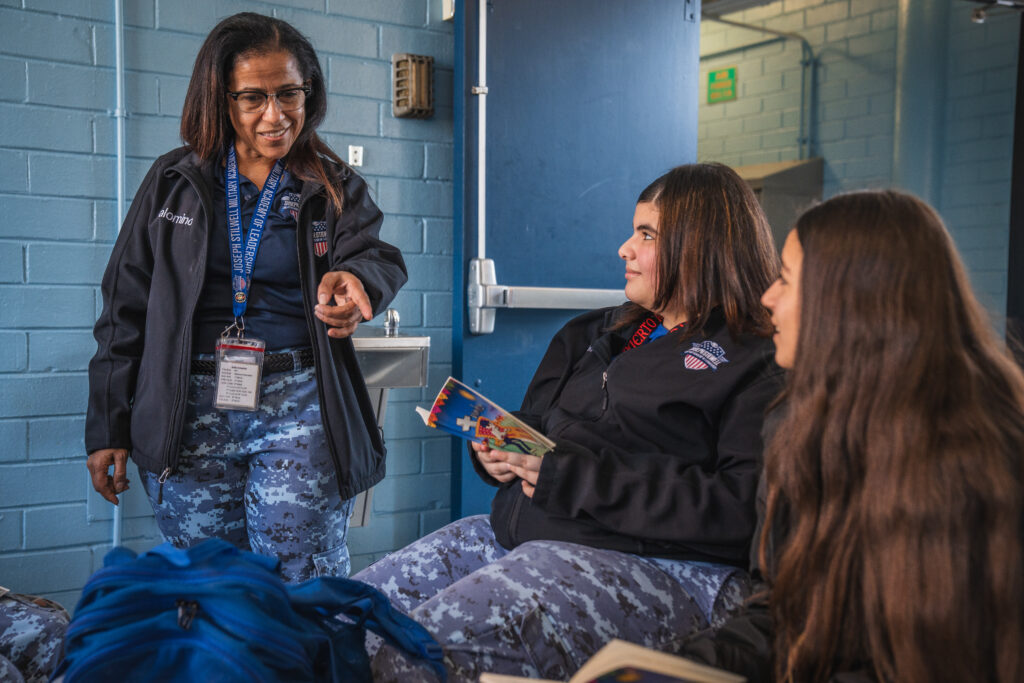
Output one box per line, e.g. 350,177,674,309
0,587,69,683
354,515,750,682
140,363,354,583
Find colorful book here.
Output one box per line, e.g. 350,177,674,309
415,376,554,457
479,638,745,683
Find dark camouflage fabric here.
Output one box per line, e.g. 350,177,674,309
355,515,750,682
0,587,69,683
0,655,23,683
140,364,355,583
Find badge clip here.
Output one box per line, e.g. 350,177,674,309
213,319,265,412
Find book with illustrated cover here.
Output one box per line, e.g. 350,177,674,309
478,638,745,683
415,376,554,458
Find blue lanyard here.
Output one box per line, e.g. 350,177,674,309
225,145,284,320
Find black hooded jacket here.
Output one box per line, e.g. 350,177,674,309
85,146,407,498
476,305,783,566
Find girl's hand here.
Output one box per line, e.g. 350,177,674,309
471,441,518,483
503,451,543,498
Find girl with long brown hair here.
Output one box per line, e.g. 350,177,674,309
684,189,1024,682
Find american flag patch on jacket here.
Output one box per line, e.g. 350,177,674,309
682,340,729,371
312,221,328,257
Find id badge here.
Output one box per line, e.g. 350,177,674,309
214,337,266,411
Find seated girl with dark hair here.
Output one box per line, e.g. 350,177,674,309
683,190,1024,683
355,163,784,682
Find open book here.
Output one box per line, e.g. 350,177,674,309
415,376,554,458
479,638,745,683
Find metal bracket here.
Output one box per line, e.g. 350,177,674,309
467,258,625,334
684,0,697,22
467,258,497,334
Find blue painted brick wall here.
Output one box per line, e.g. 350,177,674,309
941,16,1019,316
698,0,1017,313
0,0,454,609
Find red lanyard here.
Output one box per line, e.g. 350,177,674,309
620,316,685,353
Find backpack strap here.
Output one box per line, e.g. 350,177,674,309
289,577,445,681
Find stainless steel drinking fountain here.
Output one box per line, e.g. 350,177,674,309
349,309,430,526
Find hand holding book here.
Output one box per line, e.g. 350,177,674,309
472,441,523,484
473,441,544,497
415,377,554,458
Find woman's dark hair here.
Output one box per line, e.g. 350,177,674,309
619,162,777,339
762,190,1024,683
180,12,345,210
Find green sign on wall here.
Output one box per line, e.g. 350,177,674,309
708,67,737,104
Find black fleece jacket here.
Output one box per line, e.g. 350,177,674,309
681,498,877,683
85,146,407,498
680,411,877,683
476,305,783,565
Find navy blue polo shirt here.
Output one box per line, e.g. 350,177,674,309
192,169,311,353
646,324,669,343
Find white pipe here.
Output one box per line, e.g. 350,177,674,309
476,0,487,260
115,0,125,233
112,0,126,548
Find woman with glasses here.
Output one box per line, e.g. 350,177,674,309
84,12,407,582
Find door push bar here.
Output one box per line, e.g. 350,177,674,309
467,258,626,334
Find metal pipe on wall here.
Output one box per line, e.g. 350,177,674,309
464,0,624,335
892,0,949,204
702,14,817,159
111,0,126,548
475,0,487,260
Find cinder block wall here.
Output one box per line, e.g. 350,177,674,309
942,12,1018,312
2,0,1019,610
698,0,1018,313
0,1,454,608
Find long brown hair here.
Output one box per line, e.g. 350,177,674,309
763,190,1024,682
180,12,346,211
618,163,777,339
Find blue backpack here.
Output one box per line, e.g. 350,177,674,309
52,539,445,682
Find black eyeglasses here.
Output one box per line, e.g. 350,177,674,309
227,85,311,113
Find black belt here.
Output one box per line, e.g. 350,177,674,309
190,348,316,376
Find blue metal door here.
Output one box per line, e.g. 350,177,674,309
454,0,701,515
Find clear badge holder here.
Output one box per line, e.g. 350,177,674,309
214,321,266,412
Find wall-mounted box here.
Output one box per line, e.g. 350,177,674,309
392,53,434,119
735,157,824,251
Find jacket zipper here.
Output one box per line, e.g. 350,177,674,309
508,322,617,545
158,164,212,479
156,467,171,504
593,333,614,416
